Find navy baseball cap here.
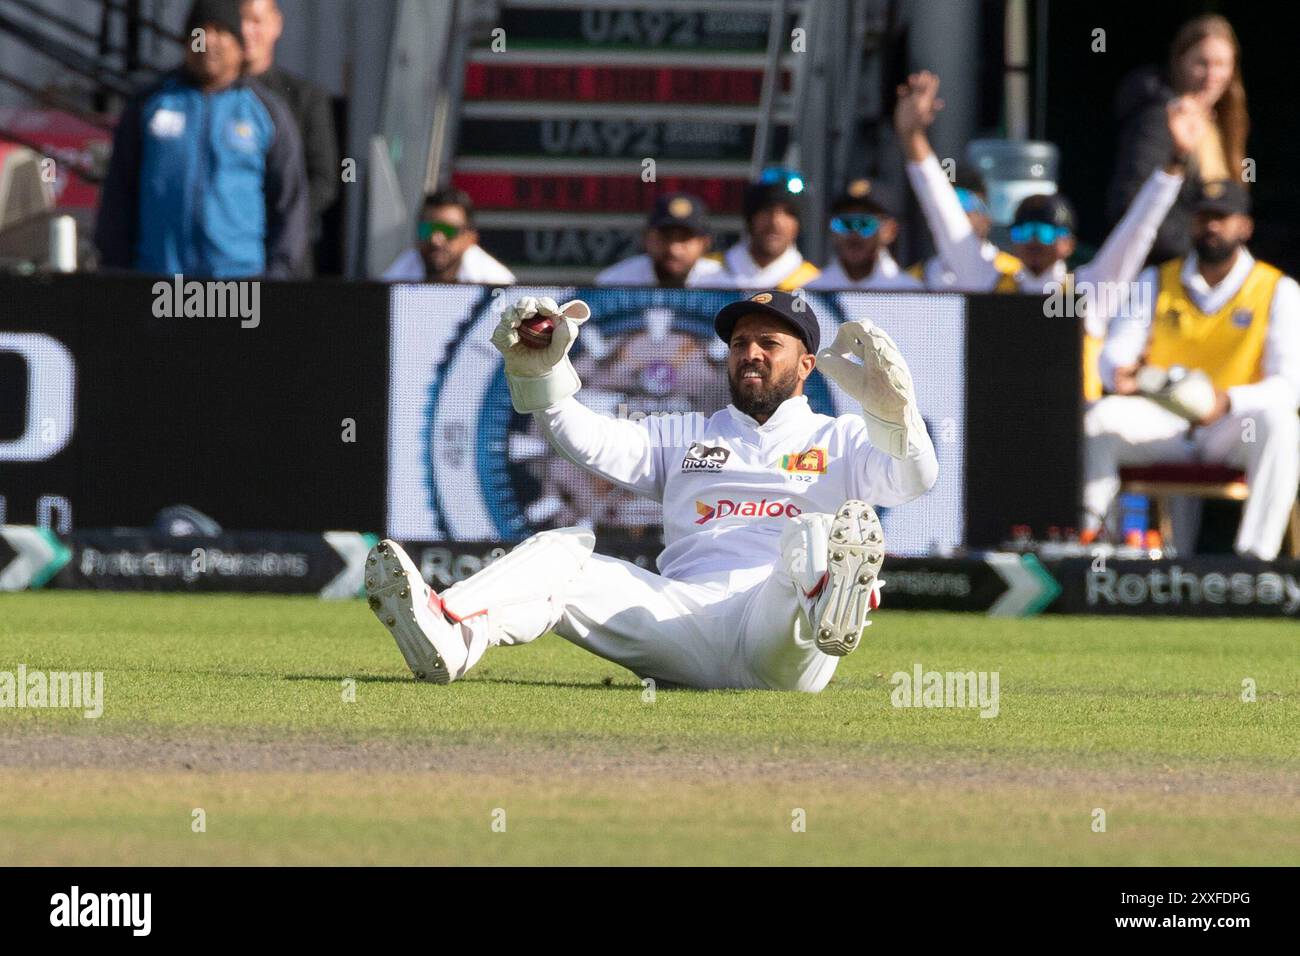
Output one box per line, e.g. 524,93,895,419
647,193,709,234
743,181,804,222
714,290,820,354
1194,179,1250,216
830,177,897,218
953,164,987,195
1013,192,1077,232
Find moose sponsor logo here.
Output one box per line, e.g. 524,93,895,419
681,442,731,472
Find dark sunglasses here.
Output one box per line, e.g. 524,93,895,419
418,220,464,241
1009,221,1070,245
829,215,881,238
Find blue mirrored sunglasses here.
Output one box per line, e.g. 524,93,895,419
830,215,880,238
1009,221,1070,245
954,187,989,217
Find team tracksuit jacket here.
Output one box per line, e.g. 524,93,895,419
96,70,309,279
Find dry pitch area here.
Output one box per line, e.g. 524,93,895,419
2,592,1297,865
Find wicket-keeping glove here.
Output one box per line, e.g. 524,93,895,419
1134,364,1217,423
817,320,926,459
491,296,592,413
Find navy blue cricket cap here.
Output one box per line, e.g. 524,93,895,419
714,290,820,354
647,192,709,234
830,177,896,218
1194,179,1250,216
743,181,804,222
1013,192,1077,232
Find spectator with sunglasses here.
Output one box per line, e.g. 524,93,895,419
896,71,1199,399
906,167,1021,290
694,169,820,291
806,179,922,291
382,188,515,285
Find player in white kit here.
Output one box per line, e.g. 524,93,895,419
365,291,938,691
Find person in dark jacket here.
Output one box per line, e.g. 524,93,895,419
1106,14,1248,265
240,0,339,275
95,0,309,279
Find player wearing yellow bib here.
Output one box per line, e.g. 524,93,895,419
1084,180,1300,560
692,173,821,292
894,71,1198,401
905,167,1023,291
805,179,923,291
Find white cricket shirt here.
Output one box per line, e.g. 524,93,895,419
381,244,517,284
535,393,937,581
690,242,816,290
594,253,724,287
805,250,924,291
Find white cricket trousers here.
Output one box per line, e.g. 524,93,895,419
1082,395,1300,560
475,554,840,692
554,557,840,691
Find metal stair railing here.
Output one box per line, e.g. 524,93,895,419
0,0,185,113
0,5,136,99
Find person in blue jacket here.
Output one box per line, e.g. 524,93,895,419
95,0,308,279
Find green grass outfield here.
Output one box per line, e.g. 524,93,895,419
2,592,1297,865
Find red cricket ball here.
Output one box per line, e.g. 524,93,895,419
517,315,555,350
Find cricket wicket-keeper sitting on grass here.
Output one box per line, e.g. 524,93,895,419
366,292,937,691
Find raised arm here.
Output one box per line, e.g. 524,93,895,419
817,320,938,506
491,296,669,499
1079,97,1198,292
1098,266,1158,394
896,71,998,292
1106,99,1185,259
534,397,688,499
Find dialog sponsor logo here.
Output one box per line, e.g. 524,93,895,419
694,498,801,525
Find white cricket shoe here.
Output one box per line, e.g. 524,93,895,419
813,500,885,656
365,539,467,683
